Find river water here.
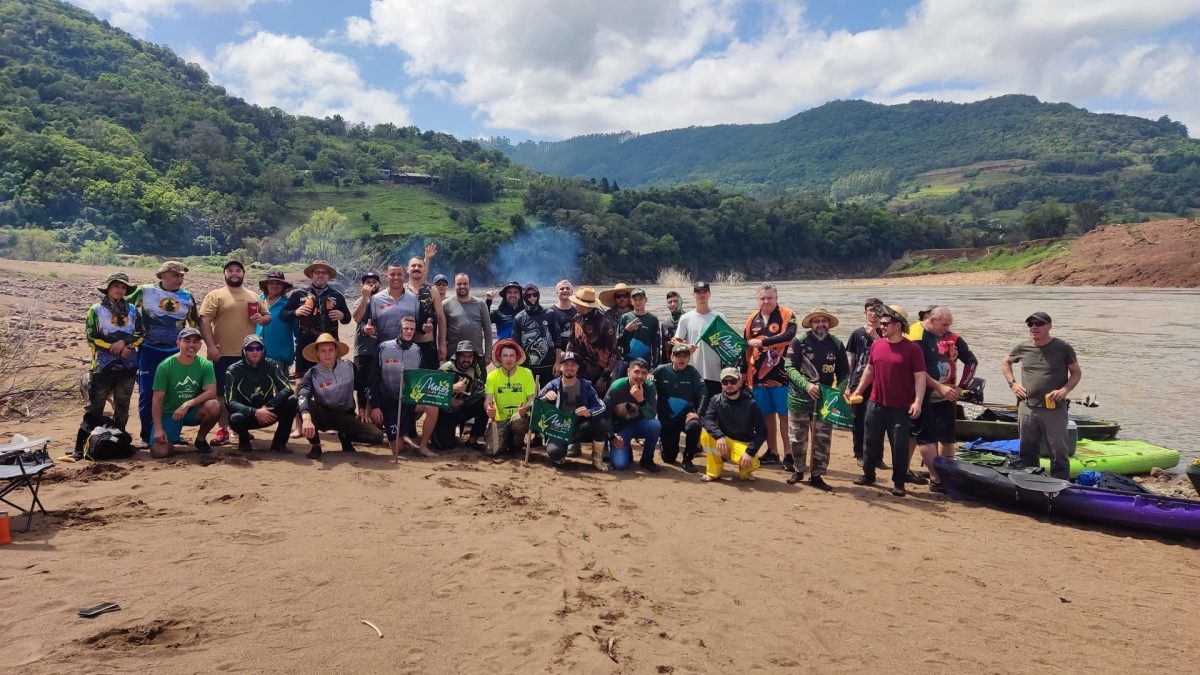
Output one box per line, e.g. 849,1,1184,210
632,282,1200,466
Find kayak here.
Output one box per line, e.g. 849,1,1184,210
933,457,1200,537
957,439,1179,478
954,417,1120,441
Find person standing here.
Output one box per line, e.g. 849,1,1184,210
484,339,537,457
351,271,381,400
914,306,978,491
150,328,221,458
617,288,662,371
741,283,798,466
548,280,578,360
405,255,447,368
660,290,683,364
224,334,297,453
653,344,707,472
606,358,662,473
83,273,144,437
199,259,265,445
443,273,493,359
358,264,416,344
700,367,768,482
281,260,350,378
848,305,926,497
513,283,561,388
537,352,610,471
488,280,524,341
434,341,488,452
256,270,296,367
298,333,383,460
129,261,198,447
845,298,884,468
566,286,618,396
1001,312,1081,480
784,307,848,491
671,281,726,402
600,282,635,327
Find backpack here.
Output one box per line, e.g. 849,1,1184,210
73,412,135,460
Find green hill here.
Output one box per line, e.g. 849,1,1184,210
492,97,1200,221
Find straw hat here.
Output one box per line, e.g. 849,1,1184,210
301,333,350,362
303,260,338,279
598,282,634,307
801,307,839,329
568,285,606,310
491,338,526,365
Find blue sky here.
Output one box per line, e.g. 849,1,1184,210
72,1,1200,140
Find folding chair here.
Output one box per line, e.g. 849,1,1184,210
0,435,53,532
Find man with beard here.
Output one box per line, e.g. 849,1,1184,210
151,328,221,458
282,260,351,378
224,334,297,453
671,281,726,402
606,358,662,473
600,283,634,328
487,280,524,342
617,288,662,371
513,283,561,387
784,307,848,491
199,260,266,445
660,290,683,364
742,283,798,467
405,255,447,368
434,341,488,451
538,352,609,471
443,273,492,358
129,261,199,448
566,286,618,396
653,344,707,472
368,316,440,459
548,280,577,363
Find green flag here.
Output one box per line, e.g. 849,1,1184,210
818,385,853,429
402,369,456,409
531,398,576,445
697,314,747,367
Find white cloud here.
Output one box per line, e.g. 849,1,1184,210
72,0,267,36
203,32,412,127
348,0,1200,136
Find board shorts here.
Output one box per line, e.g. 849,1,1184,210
154,407,200,443
752,384,788,416
214,355,240,392
915,399,956,444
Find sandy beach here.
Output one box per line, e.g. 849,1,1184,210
2,258,1198,673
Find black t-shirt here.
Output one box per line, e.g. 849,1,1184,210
560,381,581,409
846,326,878,390
548,305,577,350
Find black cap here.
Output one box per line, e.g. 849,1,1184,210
432,274,449,285
918,305,938,320
1025,311,1052,325
361,271,380,282
692,281,710,293
560,351,579,363
223,259,245,271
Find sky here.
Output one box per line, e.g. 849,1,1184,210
69,0,1200,140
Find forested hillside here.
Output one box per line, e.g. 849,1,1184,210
493,97,1200,226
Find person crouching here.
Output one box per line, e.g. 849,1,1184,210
224,334,297,453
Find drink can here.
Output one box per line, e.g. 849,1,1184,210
1044,393,1056,409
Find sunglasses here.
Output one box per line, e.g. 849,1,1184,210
614,293,630,299
878,320,894,327
721,378,740,385
244,344,264,352
1026,320,1048,327
524,292,539,297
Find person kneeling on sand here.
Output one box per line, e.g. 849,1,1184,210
150,328,221,458
368,316,440,459
537,352,609,471
298,333,383,460
484,339,536,457
606,358,663,473
700,367,768,482
224,334,297,454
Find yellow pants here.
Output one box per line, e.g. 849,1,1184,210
700,431,760,480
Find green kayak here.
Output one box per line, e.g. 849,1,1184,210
954,417,1121,442
957,439,1180,478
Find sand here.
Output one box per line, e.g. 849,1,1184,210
2,258,1198,673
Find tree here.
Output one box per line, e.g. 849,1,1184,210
1022,199,1070,239
1072,202,1104,233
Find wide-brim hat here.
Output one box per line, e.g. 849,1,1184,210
156,261,188,279
259,270,293,293
98,272,135,295
491,338,526,365
568,285,605,310
598,282,634,307
301,333,350,362
878,304,909,326
304,260,338,279
801,307,839,329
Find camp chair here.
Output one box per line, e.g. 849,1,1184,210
0,435,53,532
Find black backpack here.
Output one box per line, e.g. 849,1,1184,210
74,412,135,460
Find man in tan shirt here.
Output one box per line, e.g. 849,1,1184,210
199,259,268,444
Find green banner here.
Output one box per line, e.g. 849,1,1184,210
697,314,747,367
402,369,456,409
818,385,853,429
531,398,577,445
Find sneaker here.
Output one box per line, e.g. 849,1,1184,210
905,472,929,486
808,476,834,492
759,453,781,466
306,446,323,460
138,440,151,450
878,460,890,470
195,439,212,455
786,471,804,485
891,487,907,497
270,444,293,454
929,481,946,494
237,435,252,453
852,475,876,486
782,454,795,472
566,444,582,458
663,456,679,466
682,460,698,474
639,459,662,474
212,428,229,446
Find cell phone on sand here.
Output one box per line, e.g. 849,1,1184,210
78,602,120,618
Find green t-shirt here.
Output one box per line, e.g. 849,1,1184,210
153,354,216,412
485,366,536,421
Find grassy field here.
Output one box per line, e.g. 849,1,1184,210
286,184,525,238
894,159,1033,204
887,241,1070,276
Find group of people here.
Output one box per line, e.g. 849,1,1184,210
82,256,1081,495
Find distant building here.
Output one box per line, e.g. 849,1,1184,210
391,172,437,186
378,169,392,179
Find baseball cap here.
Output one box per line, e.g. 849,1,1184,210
242,334,265,349
178,327,202,340
1025,311,1052,325
223,259,245,271
918,305,938,320
693,281,711,293
560,351,580,363
631,288,647,298
361,271,381,283
671,343,691,356
433,274,449,285
719,367,741,381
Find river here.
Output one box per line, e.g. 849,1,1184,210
631,281,1200,466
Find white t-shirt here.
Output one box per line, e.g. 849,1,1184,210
673,309,725,382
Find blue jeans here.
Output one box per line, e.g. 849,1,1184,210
137,343,178,442
618,417,662,465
